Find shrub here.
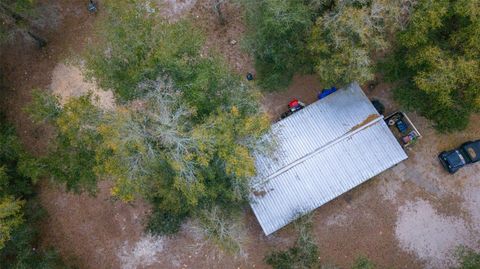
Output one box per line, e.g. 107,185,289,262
265,215,320,269
23,89,61,124
351,256,376,269
146,209,189,236
45,95,103,194
195,206,246,256
455,247,480,269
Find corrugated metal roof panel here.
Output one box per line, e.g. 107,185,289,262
250,82,407,235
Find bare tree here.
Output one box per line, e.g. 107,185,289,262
193,206,247,258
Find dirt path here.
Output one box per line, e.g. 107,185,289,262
1,0,479,269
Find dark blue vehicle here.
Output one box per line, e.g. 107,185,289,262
438,140,480,174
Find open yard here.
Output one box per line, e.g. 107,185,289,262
0,0,479,268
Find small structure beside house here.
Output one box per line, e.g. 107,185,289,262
250,82,407,235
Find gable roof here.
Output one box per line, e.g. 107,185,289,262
250,82,407,235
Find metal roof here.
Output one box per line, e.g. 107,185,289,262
250,82,407,235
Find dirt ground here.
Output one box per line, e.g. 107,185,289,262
1,0,479,269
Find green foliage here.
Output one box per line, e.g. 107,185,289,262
309,0,404,87
32,74,269,235
265,215,320,269
393,83,470,131
0,117,70,268
242,0,409,90
351,256,376,269
85,0,204,102
24,92,102,194
0,199,71,269
146,208,189,235
31,13,270,239
94,76,269,234
2,0,35,13
23,89,61,124
0,196,24,250
455,247,480,269
44,95,103,194
0,118,36,197
243,0,314,90
385,0,480,131
23,0,270,245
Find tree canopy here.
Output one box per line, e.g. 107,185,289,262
0,116,69,268
387,0,480,131
309,0,406,87
242,0,412,90
243,0,314,90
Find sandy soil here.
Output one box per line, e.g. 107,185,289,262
1,0,479,269
395,199,473,269
50,63,115,110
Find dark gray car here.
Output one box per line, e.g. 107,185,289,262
438,140,480,174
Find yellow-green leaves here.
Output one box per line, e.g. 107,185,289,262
0,196,24,250
196,106,270,180
309,0,403,86
391,0,480,131
399,0,448,48
97,79,270,206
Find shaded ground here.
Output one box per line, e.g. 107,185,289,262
1,0,479,268
0,0,96,155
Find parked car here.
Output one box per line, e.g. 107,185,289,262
438,140,480,174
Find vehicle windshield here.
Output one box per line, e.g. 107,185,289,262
447,151,466,168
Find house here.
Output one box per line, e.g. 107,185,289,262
250,82,407,235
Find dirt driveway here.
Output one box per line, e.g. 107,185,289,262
1,0,479,268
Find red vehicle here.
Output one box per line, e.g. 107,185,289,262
280,99,305,119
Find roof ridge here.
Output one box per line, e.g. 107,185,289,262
252,114,384,189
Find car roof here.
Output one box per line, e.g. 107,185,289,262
462,140,480,162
